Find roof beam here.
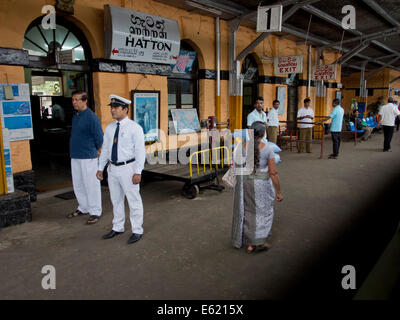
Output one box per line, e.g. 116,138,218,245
361,0,400,27
188,0,246,15
302,4,400,58
342,63,370,71
390,75,400,84
282,0,320,22
282,25,400,71
320,27,400,50
332,41,371,65
366,56,400,80
236,33,270,61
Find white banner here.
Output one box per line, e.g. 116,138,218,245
274,55,303,75
104,5,180,64
313,64,337,80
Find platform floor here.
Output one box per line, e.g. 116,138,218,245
0,131,399,299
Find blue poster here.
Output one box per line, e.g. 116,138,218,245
134,95,159,142
2,100,31,115
12,85,19,97
3,149,11,165
4,116,32,130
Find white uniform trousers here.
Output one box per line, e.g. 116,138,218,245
71,158,102,216
107,162,144,234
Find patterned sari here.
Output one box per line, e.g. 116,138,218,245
231,150,276,248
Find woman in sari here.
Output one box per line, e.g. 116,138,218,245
232,121,283,253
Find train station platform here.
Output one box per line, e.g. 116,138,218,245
0,132,399,299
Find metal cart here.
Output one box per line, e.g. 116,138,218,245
142,146,230,199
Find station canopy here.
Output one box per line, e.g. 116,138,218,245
155,0,400,76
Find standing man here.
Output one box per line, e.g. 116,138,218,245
67,90,103,224
319,99,344,159
297,98,314,153
97,95,146,244
247,96,267,128
377,97,400,152
266,100,280,144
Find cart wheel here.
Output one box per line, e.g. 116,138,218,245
182,183,199,199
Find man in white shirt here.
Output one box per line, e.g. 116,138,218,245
247,96,267,128
97,94,146,244
378,96,400,152
266,100,280,144
297,98,314,153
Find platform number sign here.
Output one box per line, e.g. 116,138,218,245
257,5,282,33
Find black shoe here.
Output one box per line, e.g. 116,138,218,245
103,230,123,239
127,233,142,244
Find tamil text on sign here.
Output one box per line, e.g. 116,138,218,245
274,55,303,75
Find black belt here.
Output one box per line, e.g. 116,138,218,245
110,158,135,166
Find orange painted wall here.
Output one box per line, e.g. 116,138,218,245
342,68,391,114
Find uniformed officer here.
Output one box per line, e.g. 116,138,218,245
97,94,146,244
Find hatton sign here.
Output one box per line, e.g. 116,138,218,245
104,4,180,64
274,55,303,75
313,64,337,81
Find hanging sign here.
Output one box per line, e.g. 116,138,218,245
257,5,282,33
274,55,303,75
58,49,75,64
313,64,337,80
104,4,180,64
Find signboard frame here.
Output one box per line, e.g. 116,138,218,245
104,4,181,64
256,5,283,33
313,64,337,81
131,90,160,143
274,55,303,75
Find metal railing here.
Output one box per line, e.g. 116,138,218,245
189,146,231,177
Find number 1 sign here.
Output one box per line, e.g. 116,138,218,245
257,5,282,33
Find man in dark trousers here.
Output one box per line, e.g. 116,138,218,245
378,96,400,152
67,90,103,224
319,99,344,159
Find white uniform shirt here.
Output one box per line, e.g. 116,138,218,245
379,103,400,126
99,116,145,174
297,107,314,128
267,108,279,127
247,109,267,127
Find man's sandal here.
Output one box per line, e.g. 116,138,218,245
87,215,100,225
67,210,88,218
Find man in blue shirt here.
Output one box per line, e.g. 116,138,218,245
321,98,344,159
247,96,267,128
67,90,104,224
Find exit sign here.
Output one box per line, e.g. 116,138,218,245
257,5,282,33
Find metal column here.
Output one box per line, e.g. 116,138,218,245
228,18,243,131
215,16,221,122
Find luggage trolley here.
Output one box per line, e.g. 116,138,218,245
142,146,231,199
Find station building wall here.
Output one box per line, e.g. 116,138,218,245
0,0,344,175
